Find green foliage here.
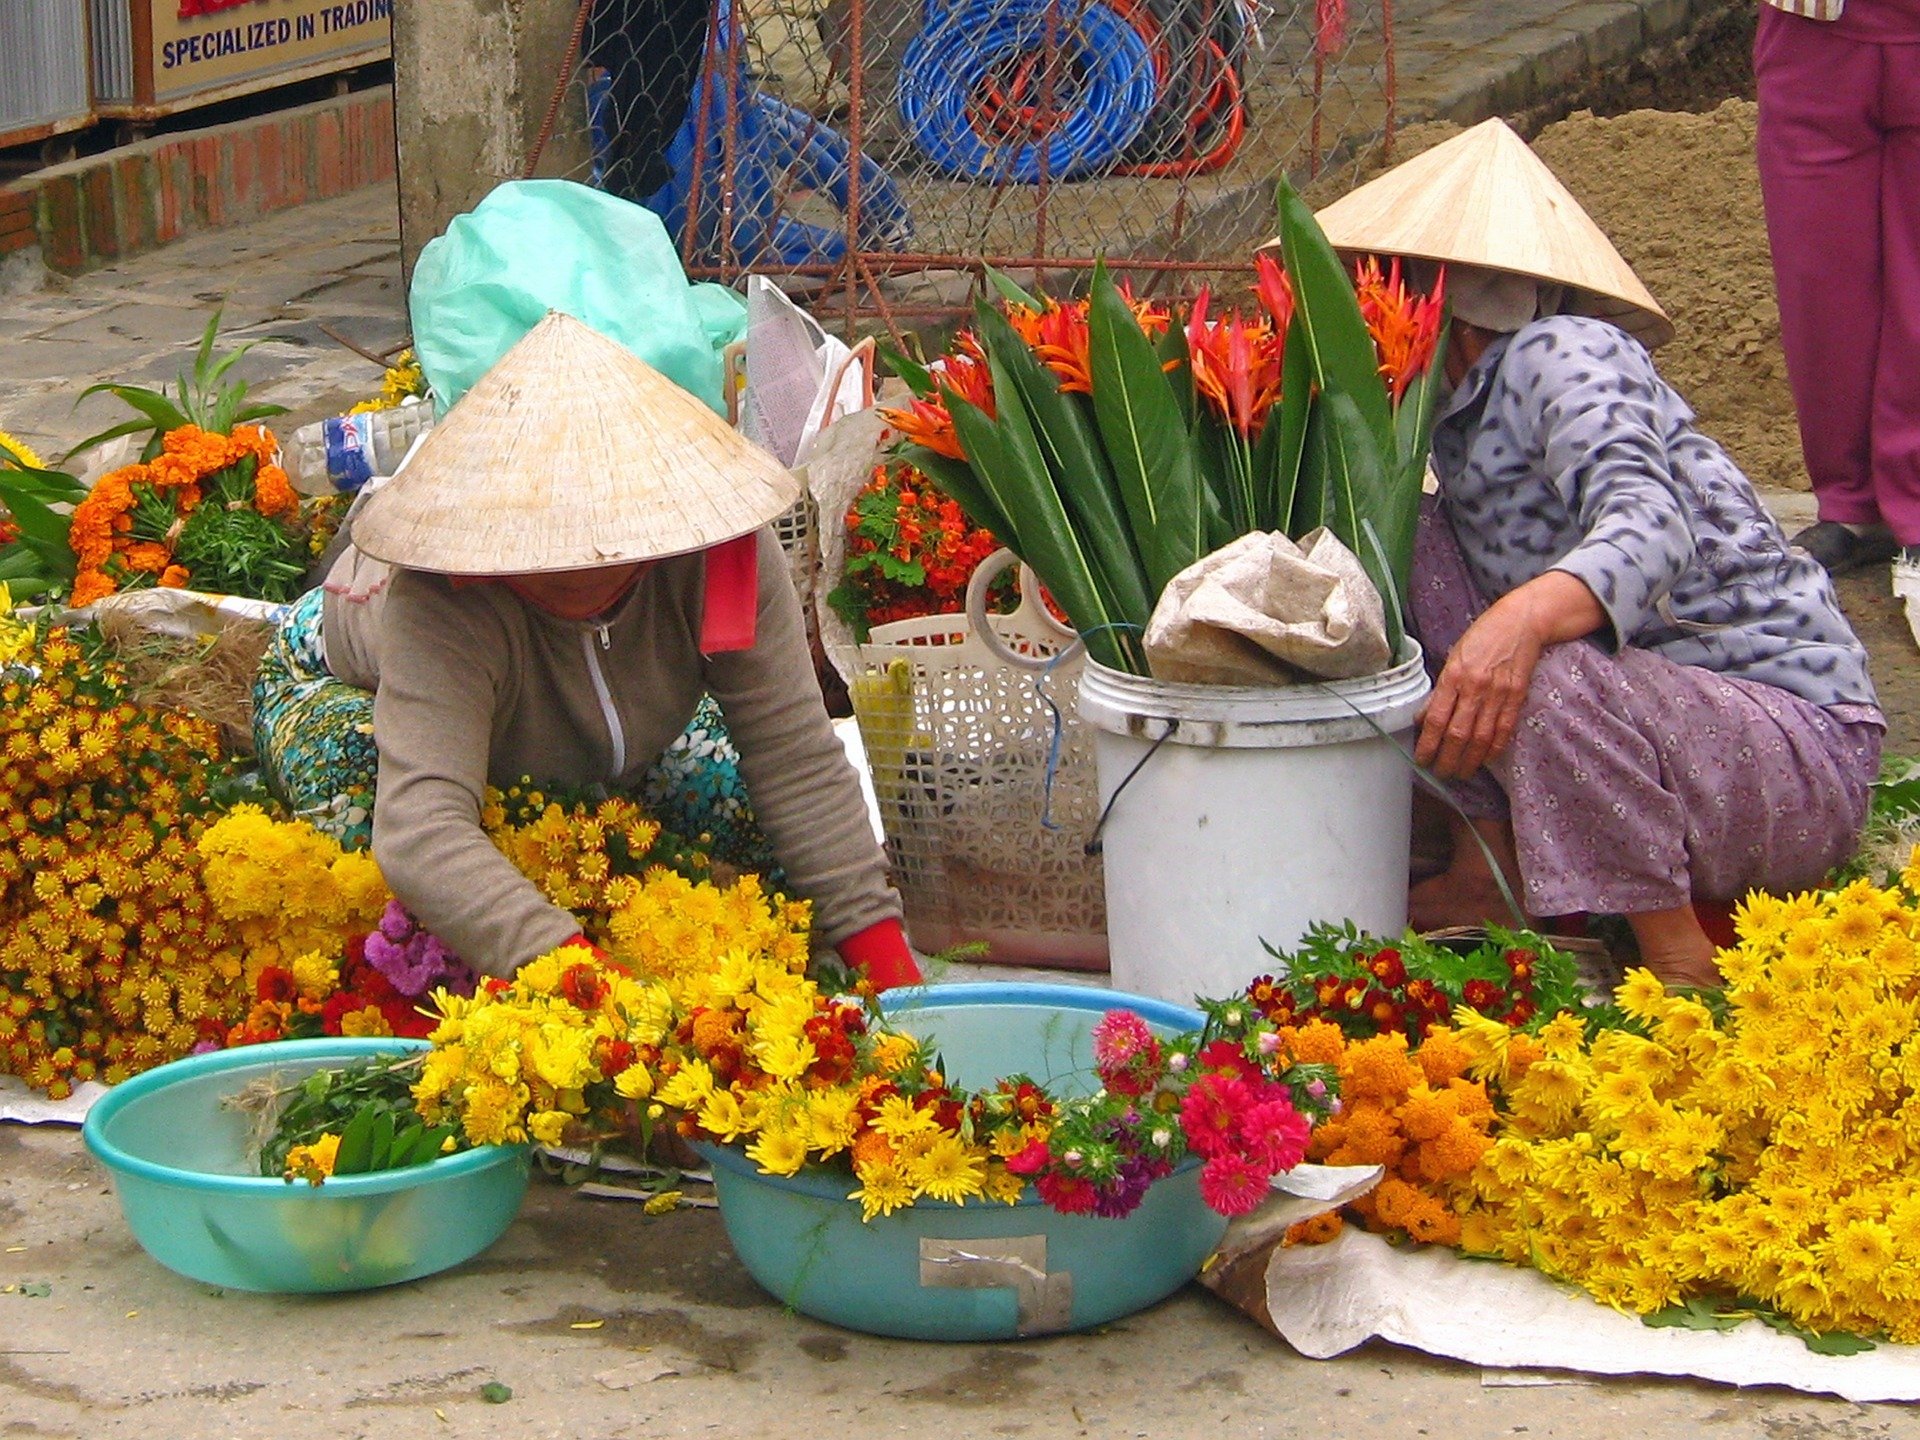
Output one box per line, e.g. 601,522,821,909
0,462,85,599
66,309,287,462
253,1057,456,1179
1643,1295,1877,1355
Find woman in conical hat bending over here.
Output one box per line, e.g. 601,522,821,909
252,311,919,989
1309,119,1882,986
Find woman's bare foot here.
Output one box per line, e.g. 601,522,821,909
1408,814,1528,931
1625,904,1720,988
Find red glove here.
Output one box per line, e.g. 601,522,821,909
836,918,922,991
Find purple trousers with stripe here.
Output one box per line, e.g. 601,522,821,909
1756,0,1920,541
1409,503,1883,918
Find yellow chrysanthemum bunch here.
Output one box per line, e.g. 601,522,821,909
606,868,814,1010
1458,872,1920,1340
346,351,426,415
414,941,677,1148
0,627,252,1095
198,804,391,988
484,789,685,929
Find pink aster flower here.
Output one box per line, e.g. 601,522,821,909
1199,1154,1270,1216
1242,1096,1311,1175
1179,1071,1251,1160
1092,1010,1163,1096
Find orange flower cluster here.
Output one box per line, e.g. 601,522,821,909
828,462,1012,636
1354,257,1449,405
1279,1020,1497,1248
68,424,297,607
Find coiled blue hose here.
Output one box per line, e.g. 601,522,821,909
897,0,1157,183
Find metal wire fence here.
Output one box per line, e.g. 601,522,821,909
534,0,1396,333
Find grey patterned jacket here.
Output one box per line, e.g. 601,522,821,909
1431,315,1879,712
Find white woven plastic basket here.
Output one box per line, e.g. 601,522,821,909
847,551,1108,970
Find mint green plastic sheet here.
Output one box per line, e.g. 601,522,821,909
409,179,746,418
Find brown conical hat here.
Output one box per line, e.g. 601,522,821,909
351,311,802,574
1282,118,1674,349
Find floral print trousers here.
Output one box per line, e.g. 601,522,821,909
252,587,777,874
1408,501,1883,917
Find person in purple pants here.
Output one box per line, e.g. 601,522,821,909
1756,0,1920,578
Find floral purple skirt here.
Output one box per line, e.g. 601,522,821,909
1408,500,1884,917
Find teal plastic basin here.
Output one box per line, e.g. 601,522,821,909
699,982,1226,1340
83,1038,529,1294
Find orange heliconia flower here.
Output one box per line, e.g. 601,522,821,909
1255,251,1295,335
879,348,996,462
1354,257,1448,406
1184,288,1283,438
1005,299,1094,395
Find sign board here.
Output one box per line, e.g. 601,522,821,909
149,0,391,104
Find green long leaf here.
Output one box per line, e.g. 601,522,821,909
332,1105,378,1176
1316,391,1402,651
972,303,1152,630
1087,262,1208,602
984,265,1042,312
1156,320,1196,431
950,376,1139,673
62,417,158,466
899,444,1016,547
1192,411,1251,547
0,478,76,562
76,383,189,439
0,466,86,507
881,347,935,399
1274,181,1392,441
1266,313,1313,535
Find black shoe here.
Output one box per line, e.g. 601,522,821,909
1790,520,1899,575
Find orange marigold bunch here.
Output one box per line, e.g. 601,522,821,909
1279,1020,1495,1249
67,424,301,607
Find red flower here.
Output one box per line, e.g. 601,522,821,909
254,966,297,1005
1197,1038,1260,1081
1180,1071,1252,1158
1036,1172,1099,1215
558,962,608,1011
1354,256,1448,406
1461,979,1506,1012
1364,947,1407,989
1005,1138,1052,1175
1199,1154,1270,1216
1185,289,1283,438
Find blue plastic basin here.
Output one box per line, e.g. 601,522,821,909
699,982,1225,1340
83,1038,529,1294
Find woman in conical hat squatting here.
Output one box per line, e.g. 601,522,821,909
250,311,920,989
1305,119,1883,986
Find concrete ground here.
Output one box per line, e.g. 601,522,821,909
5,86,1920,1434
9,1119,1920,1440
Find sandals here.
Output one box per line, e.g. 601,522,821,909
1790,520,1899,576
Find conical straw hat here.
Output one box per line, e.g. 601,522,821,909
352,311,803,574
1285,118,1673,349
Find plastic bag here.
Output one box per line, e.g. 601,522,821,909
408,179,747,418
1143,528,1391,685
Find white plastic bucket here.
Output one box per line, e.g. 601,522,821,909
1077,649,1431,1004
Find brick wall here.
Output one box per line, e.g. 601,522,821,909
0,87,396,275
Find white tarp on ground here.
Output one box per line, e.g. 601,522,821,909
1212,1224,1920,1405
0,1074,105,1125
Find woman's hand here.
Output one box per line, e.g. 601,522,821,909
1416,569,1607,781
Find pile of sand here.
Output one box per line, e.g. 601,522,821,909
1321,100,1805,492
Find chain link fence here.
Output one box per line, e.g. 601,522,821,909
538,0,1396,332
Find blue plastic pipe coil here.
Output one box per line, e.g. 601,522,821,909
897,0,1158,183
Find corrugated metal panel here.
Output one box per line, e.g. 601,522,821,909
90,0,135,106
0,0,92,132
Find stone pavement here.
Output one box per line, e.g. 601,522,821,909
0,185,406,468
